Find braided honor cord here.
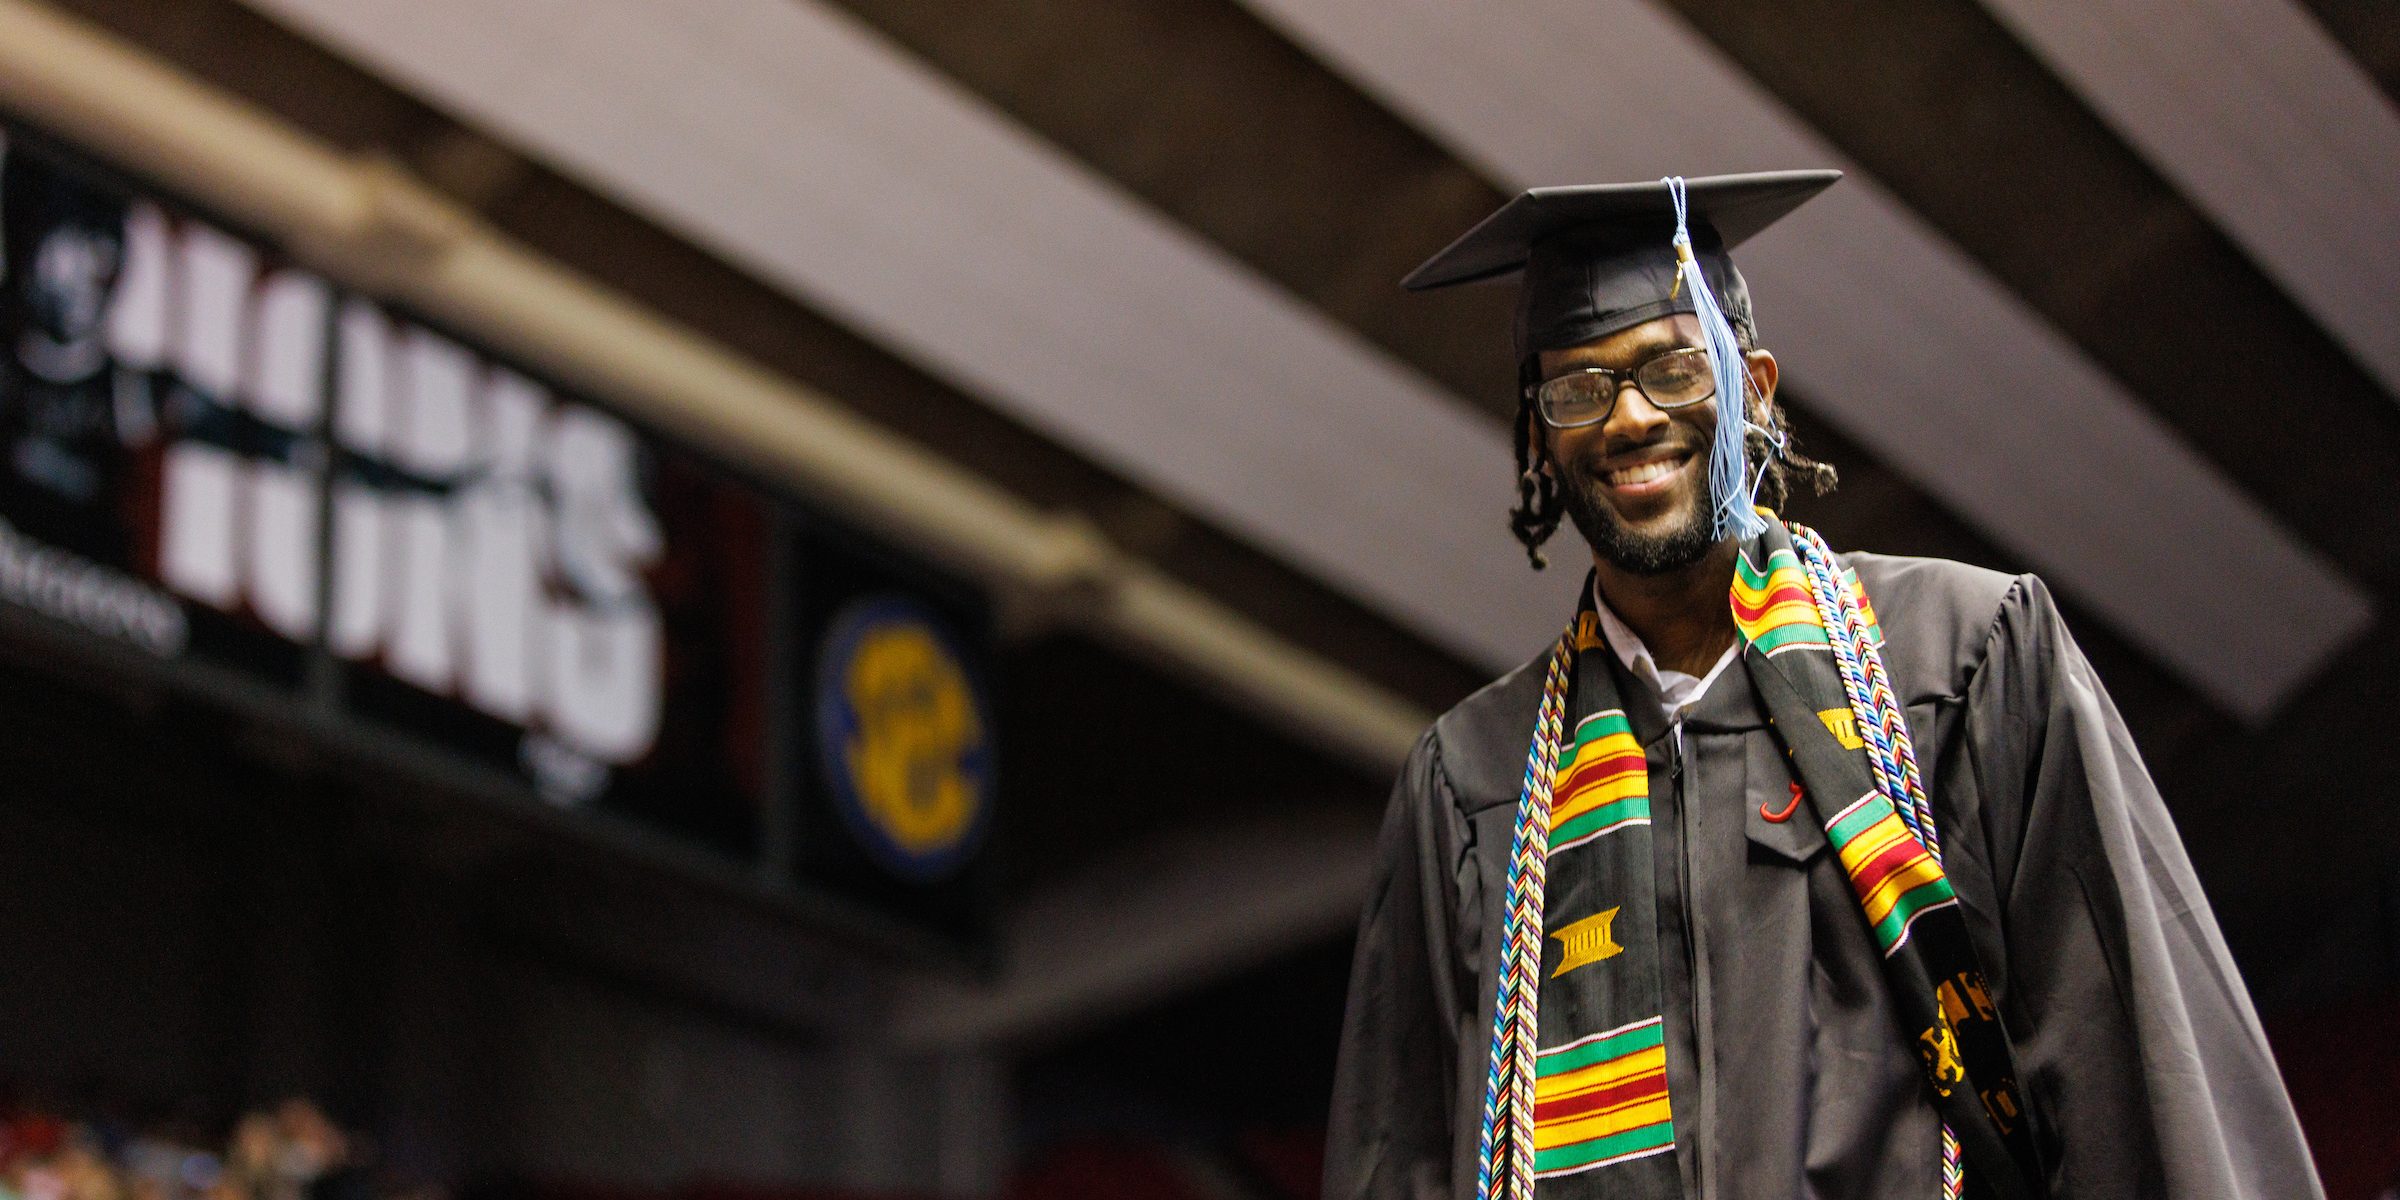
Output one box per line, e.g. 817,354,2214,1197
1472,635,1576,1200
1788,522,1961,1199
1787,524,1941,859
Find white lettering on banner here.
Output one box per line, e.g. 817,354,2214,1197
172,224,252,399
245,271,329,642
115,209,667,771
0,516,185,657
384,326,474,693
540,407,663,763
457,368,545,724
159,443,240,607
105,203,170,369
155,221,257,610
328,297,389,661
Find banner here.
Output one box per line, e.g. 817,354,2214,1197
0,127,1000,939
0,131,769,857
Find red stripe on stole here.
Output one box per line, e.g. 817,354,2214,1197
1848,830,1929,898
1532,1068,1670,1124
1559,750,1646,795
1730,580,1811,620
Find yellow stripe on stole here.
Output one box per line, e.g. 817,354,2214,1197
1533,1094,1674,1150
1736,592,1817,623
1859,851,1947,927
1835,814,1946,926
1732,567,1818,608
1733,604,1820,643
1562,731,1640,775
1730,564,1808,603
1834,813,1913,875
1549,766,1646,828
1849,576,1880,629
1534,1045,1668,1102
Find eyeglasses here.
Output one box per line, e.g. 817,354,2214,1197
1527,346,1720,429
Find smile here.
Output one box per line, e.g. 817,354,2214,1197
1597,450,1692,496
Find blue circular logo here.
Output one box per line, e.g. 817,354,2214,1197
814,595,994,882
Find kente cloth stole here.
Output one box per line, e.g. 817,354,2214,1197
1474,518,2041,1200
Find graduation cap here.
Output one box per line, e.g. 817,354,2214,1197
1403,170,1840,541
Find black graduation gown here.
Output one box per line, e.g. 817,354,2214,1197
1324,552,2323,1199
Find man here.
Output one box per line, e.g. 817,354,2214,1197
1324,172,2321,1200
0,143,140,561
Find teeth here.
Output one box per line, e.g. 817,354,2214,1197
1603,458,1682,486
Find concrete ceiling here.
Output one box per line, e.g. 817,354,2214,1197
1981,0,2400,399
237,0,1582,678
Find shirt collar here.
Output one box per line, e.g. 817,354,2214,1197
1591,577,1740,716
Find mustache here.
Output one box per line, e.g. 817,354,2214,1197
1565,432,1704,471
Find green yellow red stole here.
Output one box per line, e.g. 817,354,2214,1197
1473,518,2039,1200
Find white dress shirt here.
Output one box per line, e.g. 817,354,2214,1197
1592,580,1739,717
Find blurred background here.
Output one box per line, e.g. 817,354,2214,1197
0,0,2391,1197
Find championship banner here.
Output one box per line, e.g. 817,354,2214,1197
0,129,771,858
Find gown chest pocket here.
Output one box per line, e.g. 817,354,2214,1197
1744,728,1828,866
1744,701,1948,866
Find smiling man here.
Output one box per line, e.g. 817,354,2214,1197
1323,173,2321,1200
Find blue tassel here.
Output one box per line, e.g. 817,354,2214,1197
1666,177,1768,542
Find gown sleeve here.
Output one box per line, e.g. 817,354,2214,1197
1963,574,2324,1199
1324,729,1472,1200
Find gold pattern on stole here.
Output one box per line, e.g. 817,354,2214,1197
1817,707,1865,750
1551,907,1626,977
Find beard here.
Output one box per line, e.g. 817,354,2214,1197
1556,458,1719,576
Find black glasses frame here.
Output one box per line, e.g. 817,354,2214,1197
1525,345,1722,429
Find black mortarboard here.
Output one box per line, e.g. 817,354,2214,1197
1401,170,1840,362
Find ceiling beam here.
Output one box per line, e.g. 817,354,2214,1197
1977,0,2400,401
233,0,1587,673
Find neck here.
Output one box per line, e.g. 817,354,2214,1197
1592,538,1740,677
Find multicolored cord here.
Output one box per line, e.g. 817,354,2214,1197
1788,525,1942,862
1791,523,1962,1200
1473,637,1575,1200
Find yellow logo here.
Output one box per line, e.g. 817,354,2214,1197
1572,612,1607,652
819,597,994,881
1552,907,1625,976
1818,707,1865,750
1918,1015,1966,1097
1981,1082,2021,1135
1938,972,1999,1027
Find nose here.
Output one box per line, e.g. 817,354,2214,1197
1600,377,1672,446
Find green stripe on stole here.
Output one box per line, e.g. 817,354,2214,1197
1533,1123,1677,1174
1535,1018,1666,1077
1551,798,1651,846
1872,879,1960,948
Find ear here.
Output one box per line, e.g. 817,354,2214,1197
1743,348,1780,419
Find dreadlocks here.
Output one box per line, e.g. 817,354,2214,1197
1509,367,1569,569
1507,352,1837,570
